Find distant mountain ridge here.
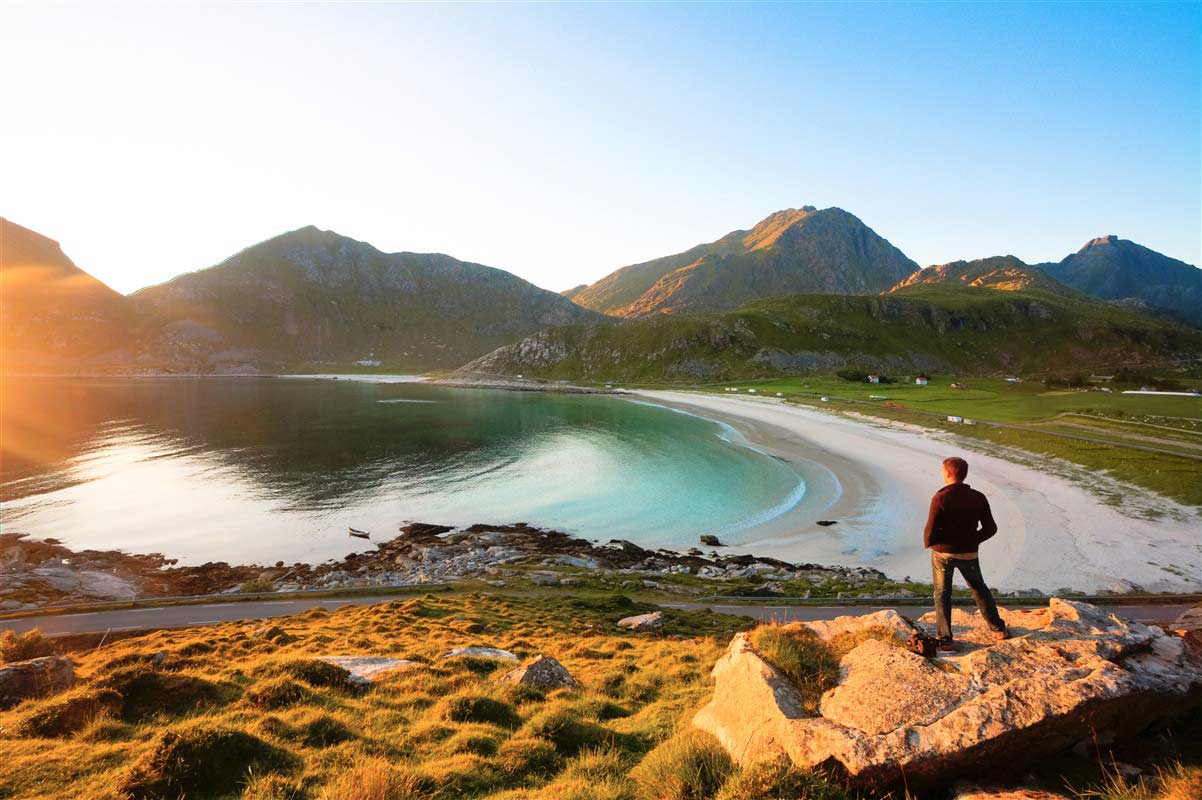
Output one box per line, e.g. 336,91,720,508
1035,236,1202,327
2,220,598,373
890,255,1074,296
129,226,600,371
571,206,919,317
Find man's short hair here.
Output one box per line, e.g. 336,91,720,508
943,457,968,481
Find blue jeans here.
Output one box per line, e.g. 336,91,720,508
931,551,1006,640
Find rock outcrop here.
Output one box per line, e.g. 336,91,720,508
617,611,663,632
502,656,578,690
694,600,1202,787
0,656,75,709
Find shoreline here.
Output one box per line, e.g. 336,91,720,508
637,391,1202,594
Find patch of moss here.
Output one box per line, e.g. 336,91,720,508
99,666,226,722
245,677,313,710
524,707,619,756
442,694,522,728
497,735,563,780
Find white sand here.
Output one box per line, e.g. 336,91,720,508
638,391,1202,594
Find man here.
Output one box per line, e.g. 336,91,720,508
924,456,1008,652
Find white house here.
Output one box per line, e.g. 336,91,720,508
867,374,880,384
915,375,930,386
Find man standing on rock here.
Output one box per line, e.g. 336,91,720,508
924,456,1008,652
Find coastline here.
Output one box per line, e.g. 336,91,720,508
635,390,1202,594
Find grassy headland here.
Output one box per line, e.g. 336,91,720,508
1,592,1198,800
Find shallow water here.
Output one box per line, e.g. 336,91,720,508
1,377,806,565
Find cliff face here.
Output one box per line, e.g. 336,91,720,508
1037,236,1202,327
571,207,919,317
0,218,136,371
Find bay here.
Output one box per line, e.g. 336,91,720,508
0,376,806,565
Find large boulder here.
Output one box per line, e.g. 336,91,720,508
502,655,578,690
0,656,75,709
693,599,1202,788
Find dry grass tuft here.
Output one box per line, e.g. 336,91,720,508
0,629,55,663
748,624,839,714
630,729,732,800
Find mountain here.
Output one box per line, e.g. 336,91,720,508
570,207,919,318
459,285,1202,382
0,217,135,372
128,226,600,372
890,255,1074,296
1035,236,1202,327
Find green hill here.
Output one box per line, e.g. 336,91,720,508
0,218,137,373
1035,236,1202,327
571,207,918,318
460,284,1202,382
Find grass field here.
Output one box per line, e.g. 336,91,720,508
1,592,1198,800
690,376,1202,507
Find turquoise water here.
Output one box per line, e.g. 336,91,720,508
1,377,805,565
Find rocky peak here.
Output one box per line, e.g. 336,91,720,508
1079,235,1120,251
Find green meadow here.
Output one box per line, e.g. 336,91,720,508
689,376,1202,507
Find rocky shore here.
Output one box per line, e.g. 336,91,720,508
0,524,887,610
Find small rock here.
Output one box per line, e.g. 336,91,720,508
530,572,560,587
502,655,578,690
317,656,424,685
816,520,838,527
617,611,663,633
700,535,724,547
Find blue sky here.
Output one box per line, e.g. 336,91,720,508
2,2,1198,293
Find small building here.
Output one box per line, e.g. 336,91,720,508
1004,377,1022,383
915,375,929,386
947,415,964,424
867,374,880,384
355,359,382,367
748,388,758,393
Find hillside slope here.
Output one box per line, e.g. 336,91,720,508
128,226,600,372
460,285,1202,382
1036,236,1202,327
571,207,918,318
0,218,135,372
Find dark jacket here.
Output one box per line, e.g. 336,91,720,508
923,482,997,554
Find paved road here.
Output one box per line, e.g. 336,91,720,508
0,595,1191,637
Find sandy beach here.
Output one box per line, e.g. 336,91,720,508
637,390,1202,594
